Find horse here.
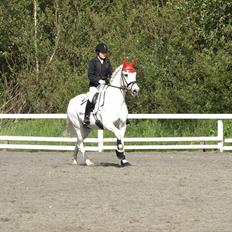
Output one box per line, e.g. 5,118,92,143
66,58,140,166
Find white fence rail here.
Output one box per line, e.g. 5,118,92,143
1,114,232,152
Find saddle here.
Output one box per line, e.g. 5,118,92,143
81,85,107,129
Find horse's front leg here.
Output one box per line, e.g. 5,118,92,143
116,139,130,166
104,121,130,166
117,122,131,167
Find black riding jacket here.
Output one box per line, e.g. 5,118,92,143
88,56,113,87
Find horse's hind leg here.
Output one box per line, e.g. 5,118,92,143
73,126,93,166
72,140,79,165
79,141,94,166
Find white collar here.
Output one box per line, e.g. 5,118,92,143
98,56,104,64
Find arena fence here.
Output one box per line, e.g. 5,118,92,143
1,114,232,152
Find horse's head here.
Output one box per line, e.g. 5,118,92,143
121,58,140,96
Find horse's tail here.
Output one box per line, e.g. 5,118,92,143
63,116,77,137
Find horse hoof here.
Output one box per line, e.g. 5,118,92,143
86,159,94,166
121,160,131,167
72,160,78,165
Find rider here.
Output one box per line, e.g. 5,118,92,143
84,43,113,126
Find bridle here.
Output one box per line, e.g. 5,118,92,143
121,72,137,92
108,68,137,93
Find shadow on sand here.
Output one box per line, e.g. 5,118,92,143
72,162,132,168
95,162,122,168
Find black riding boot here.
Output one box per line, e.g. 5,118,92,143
84,100,93,126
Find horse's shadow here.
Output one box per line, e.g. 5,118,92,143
73,162,132,168
95,162,122,168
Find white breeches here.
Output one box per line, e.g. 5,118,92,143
87,87,98,102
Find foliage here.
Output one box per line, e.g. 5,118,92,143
0,0,231,113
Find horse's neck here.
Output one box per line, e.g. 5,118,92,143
110,66,126,99
102,66,126,112
110,65,123,88
103,86,126,114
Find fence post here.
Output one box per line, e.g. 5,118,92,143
217,120,223,152
98,129,104,152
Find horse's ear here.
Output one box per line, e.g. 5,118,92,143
131,58,136,66
123,57,127,67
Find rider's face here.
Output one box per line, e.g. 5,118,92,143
99,52,107,59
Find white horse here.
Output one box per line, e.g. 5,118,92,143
67,58,140,166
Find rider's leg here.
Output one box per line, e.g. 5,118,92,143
83,100,92,125
84,87,98,125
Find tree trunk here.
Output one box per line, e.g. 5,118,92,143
33,0,39,74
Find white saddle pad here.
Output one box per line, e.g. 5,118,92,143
78,85,107,126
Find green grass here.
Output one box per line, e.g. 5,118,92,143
1,119,232,146
0,119,66,137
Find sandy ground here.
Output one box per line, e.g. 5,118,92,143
0,150,232,232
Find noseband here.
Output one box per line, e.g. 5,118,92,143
121,72,137,92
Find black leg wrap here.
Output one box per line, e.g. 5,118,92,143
117,139,123,150
116,149,125,160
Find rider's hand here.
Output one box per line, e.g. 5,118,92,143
99,80,106,85
102,76,109,84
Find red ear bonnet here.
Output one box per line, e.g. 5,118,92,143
122,57,136,73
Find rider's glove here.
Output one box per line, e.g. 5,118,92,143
102,76,110,84
99,80,106,85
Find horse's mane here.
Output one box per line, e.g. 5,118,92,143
111,65,123,80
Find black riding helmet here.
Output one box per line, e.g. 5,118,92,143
95,43,108,54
